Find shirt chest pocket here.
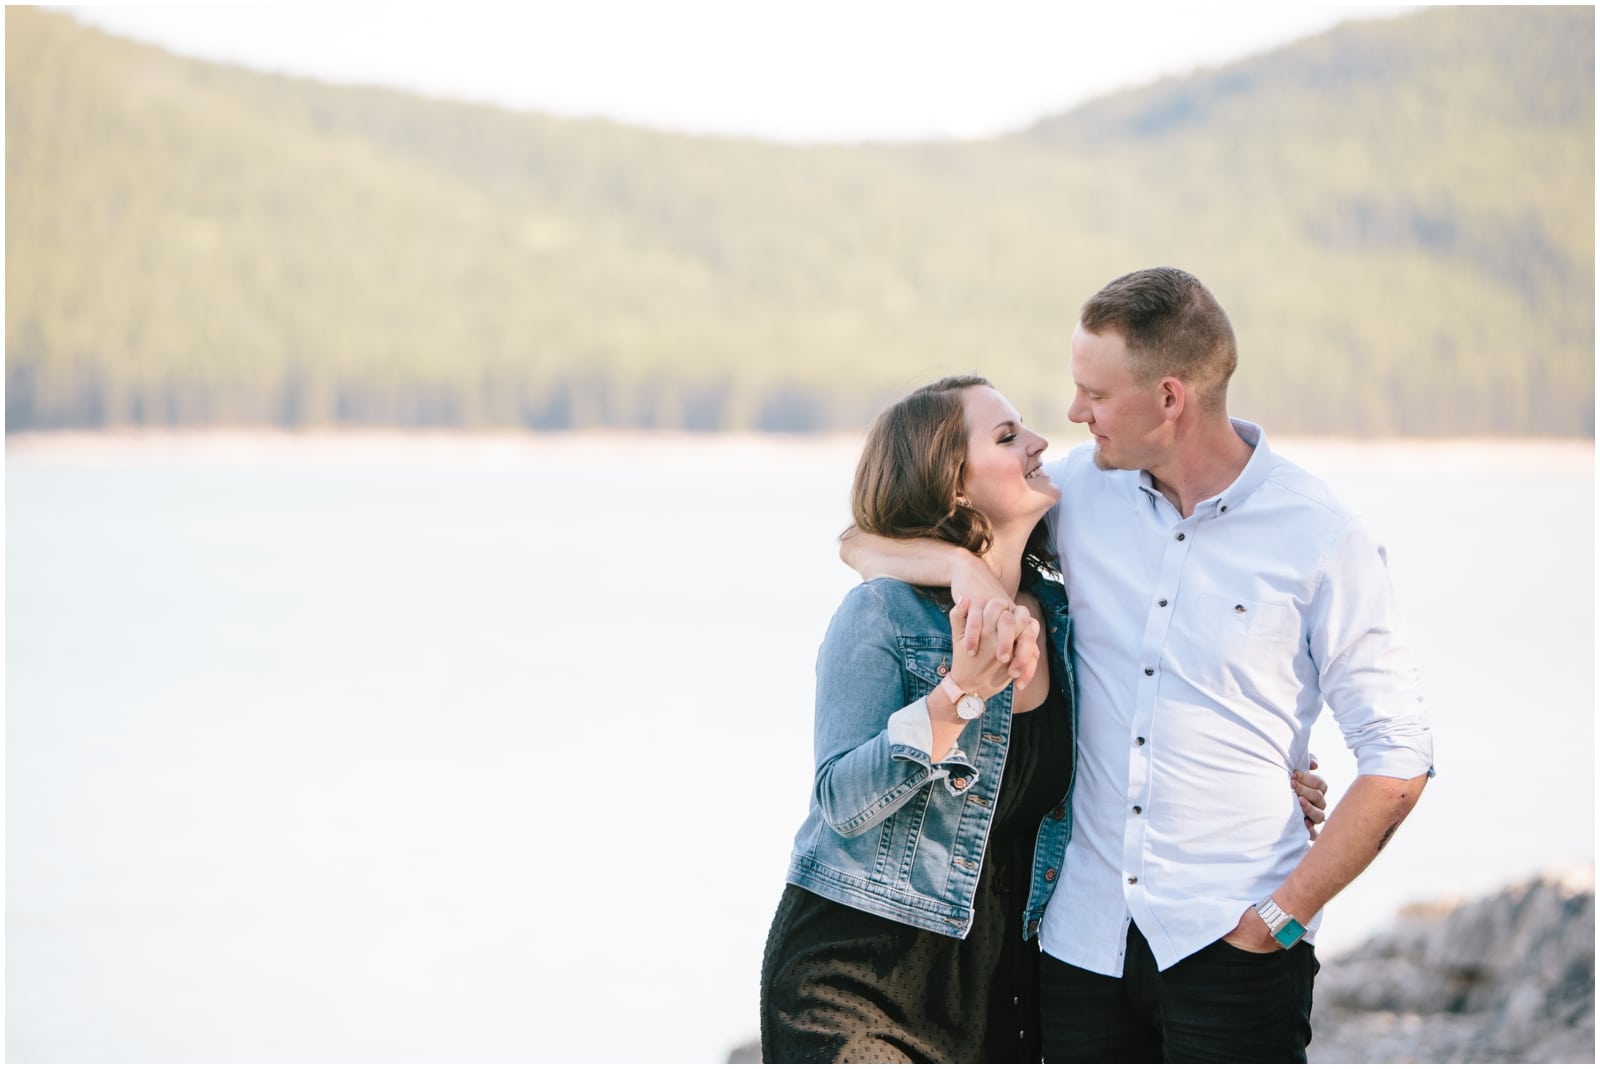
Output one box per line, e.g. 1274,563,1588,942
1186,593,1303,692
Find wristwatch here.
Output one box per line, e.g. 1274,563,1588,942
1254,895,1307,949
937,674,986,720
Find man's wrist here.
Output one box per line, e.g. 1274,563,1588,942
950,550,1004,603
1253,895,1308,949
947,545,982,582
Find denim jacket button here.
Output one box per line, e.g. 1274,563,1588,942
950,776,968,789
1045,868,1058,881
1051,806,1066,821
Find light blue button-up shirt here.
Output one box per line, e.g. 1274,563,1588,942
1038,420,1434,975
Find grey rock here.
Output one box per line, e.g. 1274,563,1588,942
1311,868,1595,1063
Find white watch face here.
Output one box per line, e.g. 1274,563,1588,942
956,693,985,720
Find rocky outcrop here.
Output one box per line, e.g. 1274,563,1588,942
1310,869,1594,1063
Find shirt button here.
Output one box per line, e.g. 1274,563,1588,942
1013,996,1021,1007
1136,736,1146,746
1175,532,1186,541
1019,1030,1026,1040
1132,805,1143,815
1045,868,1058,881
1144,667,1154,676
1158,598,1168,607
1128,876,1139,885
1220,505,1229,513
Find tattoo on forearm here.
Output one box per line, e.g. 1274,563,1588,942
1376,822,1399,852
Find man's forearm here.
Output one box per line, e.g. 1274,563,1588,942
839,527,967,586
1272,772,1429,922
838,529,1035,673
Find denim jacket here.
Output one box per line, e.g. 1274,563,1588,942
785,571,1077,940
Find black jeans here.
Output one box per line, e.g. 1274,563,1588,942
1040,923,1318,1063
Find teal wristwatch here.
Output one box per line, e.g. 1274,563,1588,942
1254,896,1307,949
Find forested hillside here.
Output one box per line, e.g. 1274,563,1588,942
5,6,1593,435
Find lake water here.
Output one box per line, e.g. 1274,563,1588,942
5,431,1594,1062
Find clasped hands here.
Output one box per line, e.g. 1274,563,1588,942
946,564,1043,695
942,594,1042,702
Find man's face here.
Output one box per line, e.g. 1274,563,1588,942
1066,324,1170,472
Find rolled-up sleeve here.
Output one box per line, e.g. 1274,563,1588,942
886,699,979,794
1311,518,1435,780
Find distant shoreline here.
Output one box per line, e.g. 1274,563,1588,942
8,428,1594,478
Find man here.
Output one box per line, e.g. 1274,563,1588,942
841,266,1433,1061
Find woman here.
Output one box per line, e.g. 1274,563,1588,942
761,375,1074,1062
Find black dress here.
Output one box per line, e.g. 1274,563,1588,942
760,684,1075,1063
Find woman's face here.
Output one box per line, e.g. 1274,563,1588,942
959,385,1058,529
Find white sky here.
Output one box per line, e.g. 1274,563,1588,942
67,3,1417,142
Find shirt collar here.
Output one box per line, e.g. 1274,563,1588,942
1133,418,1273,517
